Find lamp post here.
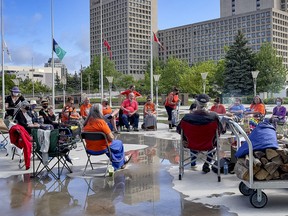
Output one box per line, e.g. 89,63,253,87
201,72,208,94
61,76,66,106
251,70,259,96
106,76,113,107
153,74,161,105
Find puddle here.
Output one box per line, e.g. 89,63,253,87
0,133,237,216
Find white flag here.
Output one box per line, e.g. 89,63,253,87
3,40,12,61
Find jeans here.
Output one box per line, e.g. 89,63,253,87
122,113,139,129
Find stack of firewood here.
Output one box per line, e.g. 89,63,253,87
234,148,288,181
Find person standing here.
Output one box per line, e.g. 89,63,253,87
5,86,25,119
120,85,141,99
165,87,180,129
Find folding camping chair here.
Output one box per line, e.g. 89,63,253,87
0,118,10,151
81,131,112,177
32,128,76,179
178,119,221,182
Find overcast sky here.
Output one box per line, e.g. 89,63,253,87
2,0,220,73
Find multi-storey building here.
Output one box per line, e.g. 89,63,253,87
90,0,158,80
158,0,288,69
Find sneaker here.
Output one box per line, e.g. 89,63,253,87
133,128,139,131
169,124,172,129
114,131,120,134
191,165,197,170
202,164,210,174
126,127,130,132
121,154,132,169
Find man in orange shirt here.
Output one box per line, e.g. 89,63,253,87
101,98,119,133
80,97,92,120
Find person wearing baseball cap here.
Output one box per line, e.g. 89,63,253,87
4,86,25,118
178,94,224,174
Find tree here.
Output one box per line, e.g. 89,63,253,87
255,42,288,94
223,30,256,96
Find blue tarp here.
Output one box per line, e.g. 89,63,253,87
235,122,278,158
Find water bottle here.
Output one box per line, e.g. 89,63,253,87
108,165,114,177
223,161,228,175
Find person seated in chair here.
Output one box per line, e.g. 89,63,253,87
101,98,120,134
120,93,139,132
226,98,245,122
83,104,132,171
269,97,286,129
178,94,223,174
61,96,81,123
14,101,40,134
210,97,226,115
39,100,59,129
142,96,157,130
80,97,92,120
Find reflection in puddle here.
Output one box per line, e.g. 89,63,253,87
0,133,237,216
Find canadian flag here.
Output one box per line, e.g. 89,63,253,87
103,39,112,59
153,32,164,50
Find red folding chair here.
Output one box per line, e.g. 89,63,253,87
178,119,221,182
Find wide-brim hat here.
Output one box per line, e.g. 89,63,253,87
11,86,21,93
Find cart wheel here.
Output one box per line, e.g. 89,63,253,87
179,174,182,180
249,191,268,208
239,182,254,196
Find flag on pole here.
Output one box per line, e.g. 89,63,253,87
153,32,164,50
53,39,66,61
104,39,112,60
3,40,12,61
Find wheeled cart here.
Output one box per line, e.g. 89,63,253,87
225,118,288,208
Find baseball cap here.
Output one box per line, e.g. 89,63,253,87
30,100,37,105
41,100,48,105
196,94,210,104
11,86,21,93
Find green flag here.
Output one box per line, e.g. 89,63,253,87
53,39,66,61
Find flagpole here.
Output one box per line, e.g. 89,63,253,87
1,0,5,117
51,0,55,109
80,64,83,102
100,0,104,100
150,8,154,102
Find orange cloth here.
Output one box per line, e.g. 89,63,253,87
164,92,179,109
210,104,226,114
102,105,112,116
120,90,141,98
80,103,92,117
83,118,111,151
250,103,265,115
144,102,156,116
61,105,80,122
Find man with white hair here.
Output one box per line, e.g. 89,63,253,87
120,92,139,132
178,94,223,173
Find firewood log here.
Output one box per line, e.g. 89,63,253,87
254,168,269,180
264,162,279,175
266,149,278,160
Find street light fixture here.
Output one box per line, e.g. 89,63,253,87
251,70,259,96
61,76,67,106
201,72,208,94
153,74,161,105
106,76,113,107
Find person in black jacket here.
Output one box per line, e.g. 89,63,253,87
39,100,59,129
14,101,40,134
5,86,25,119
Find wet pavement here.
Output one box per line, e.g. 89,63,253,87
0,130,237,216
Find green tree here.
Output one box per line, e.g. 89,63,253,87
223,30,256,96
255,42,288,94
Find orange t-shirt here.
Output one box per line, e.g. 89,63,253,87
61,105,79,122
102,105,112,116
250,103,266,115
144,103,156,116
83,118,111,151
80,103,92,117
210,104,226,114
164,92,179,109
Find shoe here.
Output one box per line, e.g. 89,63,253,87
169,124,172,129
172,124,177,128
121,154,132,169
126,127,130,132
133,128,139,131
191,164,197,170
107,115,113,120
114,131,120,134
65,155,73,165
202,164,210,174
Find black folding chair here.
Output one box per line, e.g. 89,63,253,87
32,129,76,179
81,132,112,177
